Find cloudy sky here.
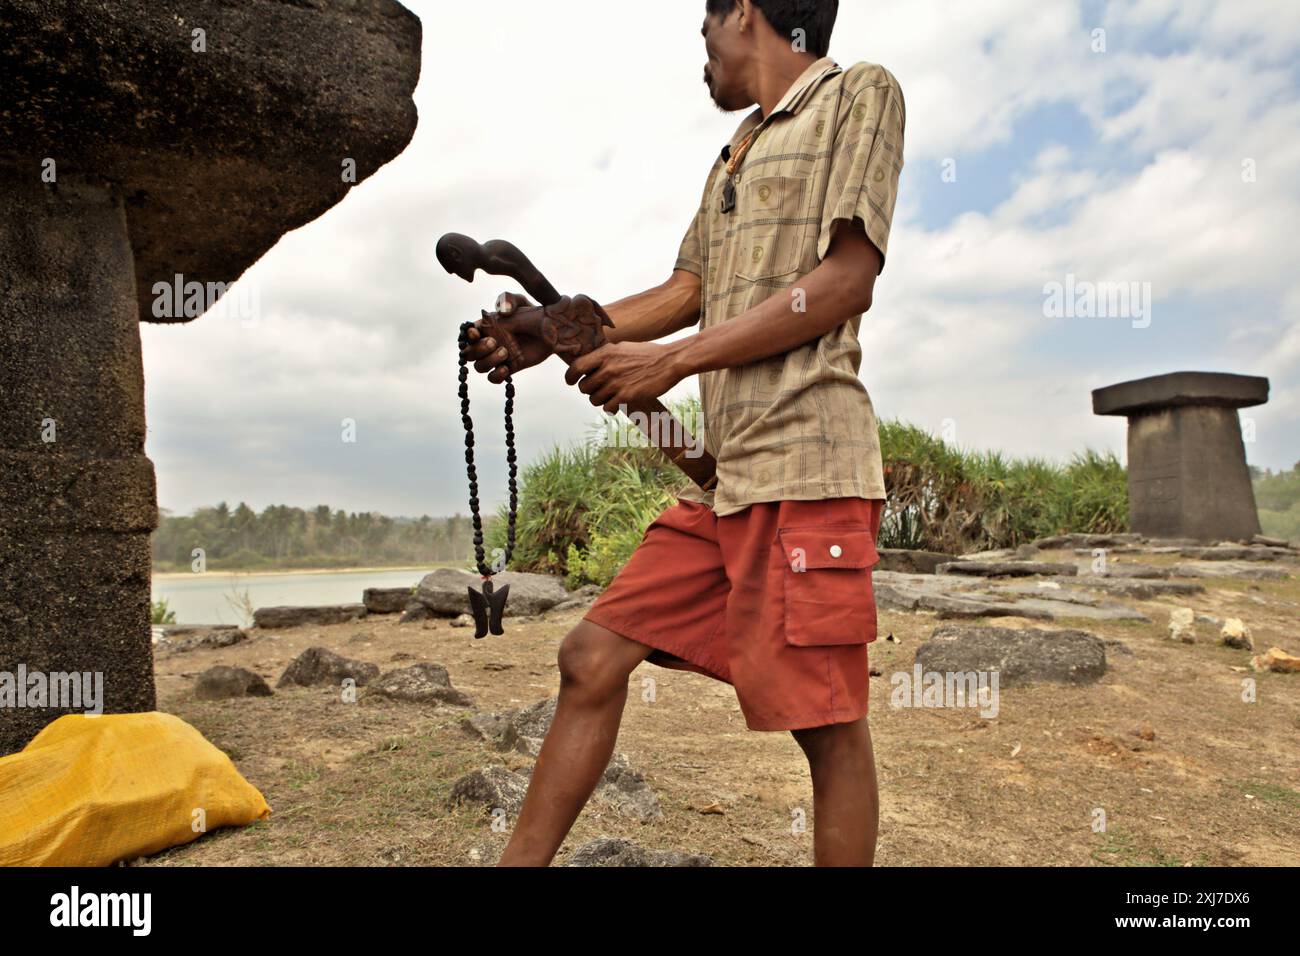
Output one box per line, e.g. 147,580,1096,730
140,0,1300,518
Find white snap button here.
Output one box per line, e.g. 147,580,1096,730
829,545,843,558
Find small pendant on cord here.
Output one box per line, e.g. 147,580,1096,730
466,578,510,638
721,180,737,214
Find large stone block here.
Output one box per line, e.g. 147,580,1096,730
1093,371,1268,543
0,1,422,753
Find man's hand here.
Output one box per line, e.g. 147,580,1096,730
460,292,552,384
566,341,685,413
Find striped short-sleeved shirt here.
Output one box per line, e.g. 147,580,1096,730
673,57,906,517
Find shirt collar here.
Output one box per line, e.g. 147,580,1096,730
721,57,842,160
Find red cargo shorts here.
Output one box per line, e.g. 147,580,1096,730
583,496,884,731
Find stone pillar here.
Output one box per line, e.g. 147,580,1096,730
0,0,421,754
0,177,159,754
1093,371,1269,542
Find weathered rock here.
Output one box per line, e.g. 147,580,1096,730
449,613,474,628
415,569,570,617
159,625,248,653
1093,371,1269,541
520,752,663,822
253,604,367,629
1032,533,1143,550
399,601,433,624
1251,647,1300,674
875,571,1147,621
1063,576,1206,599
565,837,713,867
938,560,1079,578
595,754,663,822
511,697,559,740
877,549,958,574
462,712,512,743
1220,618,1254,650
1171,562,1291,581
447,765,531,816
0,0,421,757
1168,607,1196,643
915,625,1108,686
1085,563,1171,579
1179,546,1291,562
369,663,473,706
1252,535,1294,549
363,587,414,614
278,646,379,688
194,665,273,700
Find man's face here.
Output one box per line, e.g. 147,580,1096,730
702,9,753,112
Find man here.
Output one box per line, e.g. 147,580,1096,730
462,0,904,866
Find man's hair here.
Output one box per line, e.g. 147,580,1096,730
705,0,839,57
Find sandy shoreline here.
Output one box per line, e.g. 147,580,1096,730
151,565,449,581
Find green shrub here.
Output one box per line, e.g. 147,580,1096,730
492,402,1130,581
151,598,177,625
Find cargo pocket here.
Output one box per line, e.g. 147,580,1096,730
777,525,880,646
736,175,807,282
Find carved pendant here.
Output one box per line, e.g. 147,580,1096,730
466,579,510,638
721,180,737,214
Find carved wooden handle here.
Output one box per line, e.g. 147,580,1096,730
437,232,718,493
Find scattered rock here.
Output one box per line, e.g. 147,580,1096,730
461,697,557,755
415,569,569,617
521,753,663,822
447,765,530,816
1065,576,1206,599
915,625,1108,686
876,549,958,574
1031,533,1142,550
369,663,474,706
938,560,1079,578
1086,563,1170,579
461,712,514,747
1220,618,1254,650
1180,546,1289,562
1171,562,1291,581
1250,647,1300,674
363,587,414,614
1168,607,1196,643
195,665,273,700
159,625,248,653
1252,534,1294,549
278,646,379,688
875,572,1146,621
399,601,433,624
450,613,474,628
564,837,712,867
253,604,367,629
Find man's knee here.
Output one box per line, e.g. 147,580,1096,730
792,718,870,760
557,620,643,697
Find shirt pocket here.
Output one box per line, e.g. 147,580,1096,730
777,524,880,646
736,175,807,282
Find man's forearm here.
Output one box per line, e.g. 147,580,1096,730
603,269,702,344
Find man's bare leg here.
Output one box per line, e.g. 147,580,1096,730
497,620,654,866
791,717,879,866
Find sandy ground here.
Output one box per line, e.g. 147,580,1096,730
145,548,1300,867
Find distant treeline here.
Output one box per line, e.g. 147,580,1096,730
1253,463,1300,540
152,502,482,571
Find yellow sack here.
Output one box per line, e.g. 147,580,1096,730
0,712,270,866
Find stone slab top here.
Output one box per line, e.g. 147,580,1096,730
1092,371,1270,416
0,0,421,323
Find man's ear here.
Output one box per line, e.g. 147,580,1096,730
737,0,753,34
